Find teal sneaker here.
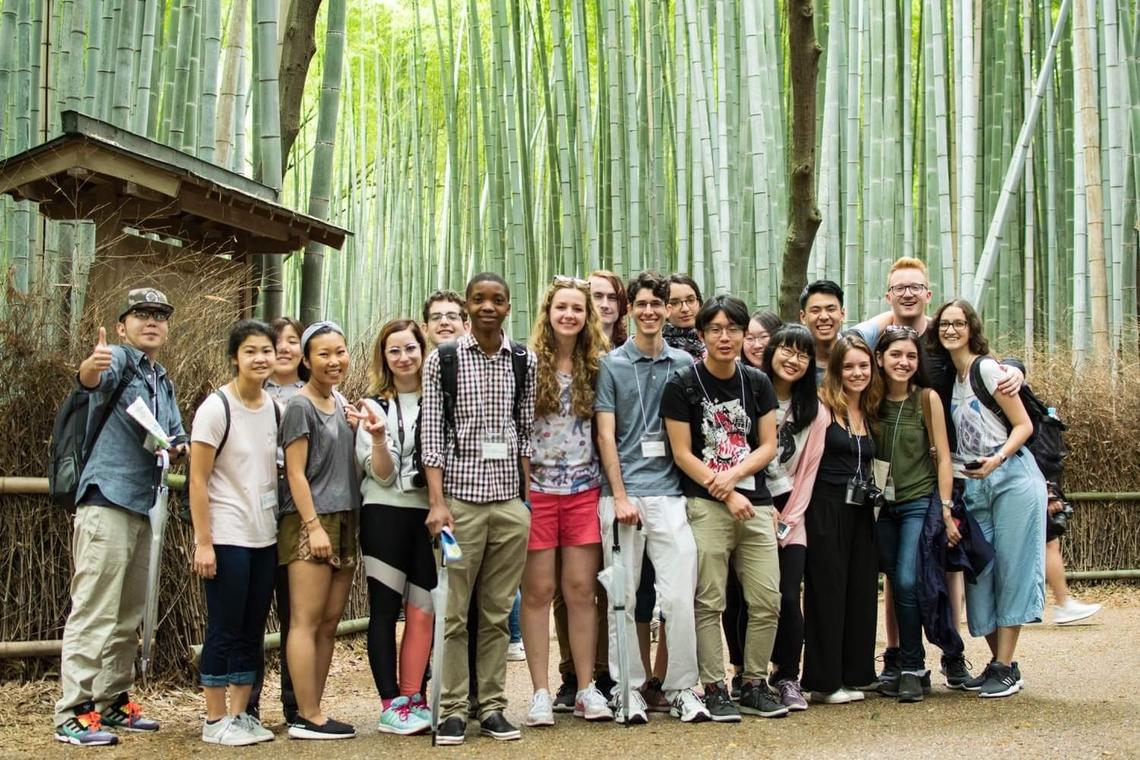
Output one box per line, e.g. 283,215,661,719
55,701,119,746
408,693,431,723
378,696,430,736
100,692,160,732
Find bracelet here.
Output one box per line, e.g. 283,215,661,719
303,515,320,527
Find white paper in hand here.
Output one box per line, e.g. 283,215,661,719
127,397,171,450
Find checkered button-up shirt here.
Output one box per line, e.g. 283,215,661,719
420,331,537,504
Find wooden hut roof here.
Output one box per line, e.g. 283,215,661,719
0,111,347,254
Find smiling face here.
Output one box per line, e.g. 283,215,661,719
800,293,845,344
275,324,302,376
770,342,811,385
304,332,350,386
234,334,276,383
840,346,873,395
466,280,511,333
700,310,745,363
877,338,919,386
589,275,619,329
117,308,170,354
425,298,467,345
667,282,700,329
384,328,423,386
549,287,588,341
630,287,668,339
937,305,970,352
742,318,772,368
886,267,932,321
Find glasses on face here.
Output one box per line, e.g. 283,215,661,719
632,299,665,311
702,324,744,338
553,275,589,288
128,308,170,322
776,345,810,363
428,311,463,324
884,324,920,338
744,333,769,345
938,319,969,333
668,295,699,309
386,344,421,359
888,283,929,296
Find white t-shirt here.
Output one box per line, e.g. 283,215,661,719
356,393,428,509
951,357,1009,458
765,398,813,497
191,386,279,547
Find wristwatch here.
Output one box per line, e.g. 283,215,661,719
940,499,953,511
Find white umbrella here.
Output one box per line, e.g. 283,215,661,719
139,448,170,683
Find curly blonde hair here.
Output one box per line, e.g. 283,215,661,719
529,281,609,418
819,334,883,425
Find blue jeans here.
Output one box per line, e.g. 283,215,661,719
509,588,522,644
963,450,1047,636
200,545,277,687
876,496,929,672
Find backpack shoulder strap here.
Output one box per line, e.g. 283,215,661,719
920,387,936,450
83,360,137,461
679,363,702,406
968,356,1007,424
509,341,529,422
438,342,460,434
213,389,232,456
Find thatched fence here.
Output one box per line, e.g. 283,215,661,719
1,291,1137,683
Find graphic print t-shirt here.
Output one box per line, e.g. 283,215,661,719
660,363,777,505
951,357,1009,458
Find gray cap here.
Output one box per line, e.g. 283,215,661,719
119,287,174,321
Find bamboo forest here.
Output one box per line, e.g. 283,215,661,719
1,0,1138,365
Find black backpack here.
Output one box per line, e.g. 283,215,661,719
427,340,530,494
968,357,1067,481
48,364,137,512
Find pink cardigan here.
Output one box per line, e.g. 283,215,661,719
775,406,828,548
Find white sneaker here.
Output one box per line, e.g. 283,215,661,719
669,688,711,723
506,641,527,662
525,689,555,727
233,713,274,743
809,689,852,705
613,688,649,725
202,716,260,746
1054,598,1102,625
574,683,614,721
840,687,866,702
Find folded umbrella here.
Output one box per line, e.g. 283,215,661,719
139,449,170,684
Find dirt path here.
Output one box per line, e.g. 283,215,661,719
4,585,1138,759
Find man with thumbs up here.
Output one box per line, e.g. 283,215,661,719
54,288,189,747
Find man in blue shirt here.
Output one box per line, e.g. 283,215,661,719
595,271,711,725
54,288,188,747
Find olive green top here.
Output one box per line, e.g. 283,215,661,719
875,389,937,504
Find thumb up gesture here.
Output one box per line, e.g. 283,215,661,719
79,326,114,387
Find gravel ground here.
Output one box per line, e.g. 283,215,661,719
3,584,1138,759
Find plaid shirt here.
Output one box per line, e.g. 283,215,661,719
420,331,537,504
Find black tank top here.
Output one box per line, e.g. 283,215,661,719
817,417,875,486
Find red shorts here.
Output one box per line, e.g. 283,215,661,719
528,487,602,550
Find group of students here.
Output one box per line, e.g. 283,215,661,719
52,257,1074,747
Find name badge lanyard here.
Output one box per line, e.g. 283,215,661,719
848,417,864,482
634,359,667,438
884,398,906,493
392,395,412,489
475,350,509,459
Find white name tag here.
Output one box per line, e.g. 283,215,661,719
260,485,277,511
481,441,509,460
641,440,666,458
735,475,755,492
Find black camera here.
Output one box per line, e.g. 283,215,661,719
847,476,884,509
1046,481,1074,537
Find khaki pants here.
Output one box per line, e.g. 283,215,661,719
440,498,530,721
686,497,781,685
55,506,151,725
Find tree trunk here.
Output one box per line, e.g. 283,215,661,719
278,0,321,171
780,0,823,321
216,0,248,168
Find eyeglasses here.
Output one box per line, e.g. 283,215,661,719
428,311,464,323
632,299,665,311
776,345,811,363
884,324,920,338
128,308,170,322
888,283,929,296
938,320,969,333
386,344,422,359
553,275,589,288
702,324,744,338
667,296,699,309
743,333,769,345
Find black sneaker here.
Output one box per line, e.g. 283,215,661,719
879,668,930,697
1011,661,1024,688
979,663,1020,698
595,671,617,699
287,716,356,740
703,682,742,723
283,708,300,727
730,672,743,701
941,654,973,690
479,711,521,741
897,673,924,703
876,647,901,686
963,660,997,691
738,680,789,718
553,677,578,713
436,716,466,746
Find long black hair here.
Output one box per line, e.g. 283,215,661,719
761,324,819,434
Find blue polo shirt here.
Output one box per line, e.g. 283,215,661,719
594,339,692,497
